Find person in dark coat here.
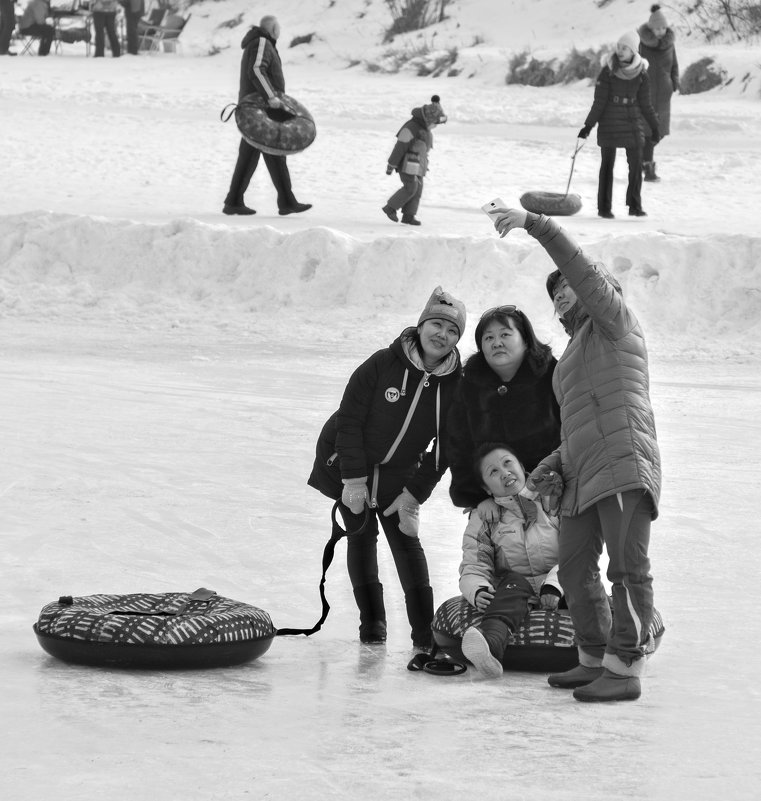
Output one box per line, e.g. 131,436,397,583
308,287,465,648
446,305,560,519
382,95,447,227
638,4,679,182
120,0,145,56
0,0,17,55
578,31,660,218
492,207,661,703
223,15,311,217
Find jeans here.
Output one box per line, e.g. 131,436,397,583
598,144,644,213
558,490,654,668
93,11,120,57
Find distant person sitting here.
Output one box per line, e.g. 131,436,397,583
19,0,55,56
91,0,121,58
222,15,312,217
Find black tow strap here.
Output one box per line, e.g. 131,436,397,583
276,501,369,637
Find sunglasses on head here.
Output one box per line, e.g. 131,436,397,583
480,304,519,318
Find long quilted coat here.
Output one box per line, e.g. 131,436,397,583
584,56,660,149
308,328,461,509
446,353,560,509
527,214,661,519
638,24,679,137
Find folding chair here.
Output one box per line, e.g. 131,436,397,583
136,7,166,51
141,12,189,54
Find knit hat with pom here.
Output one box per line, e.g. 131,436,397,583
648,4,668,28
421,95,447,125
617,30,640,52
417,286,466,337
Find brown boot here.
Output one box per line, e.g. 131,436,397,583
573,668,641,702
548,663,604,688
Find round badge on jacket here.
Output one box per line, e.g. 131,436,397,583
385,388,400,403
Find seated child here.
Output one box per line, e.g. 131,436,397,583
459,442,564,678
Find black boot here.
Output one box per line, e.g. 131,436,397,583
405,586,434,648
353,583,387,643
643,161,660,182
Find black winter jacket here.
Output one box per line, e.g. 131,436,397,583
585,56,660,149
238,26,284,102
446,353,561,509
308,329,461,508
638,25,679,137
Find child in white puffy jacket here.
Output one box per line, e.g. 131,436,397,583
459,442,564,677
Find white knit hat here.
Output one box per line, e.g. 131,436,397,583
617,31,640,52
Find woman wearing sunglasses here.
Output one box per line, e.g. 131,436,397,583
490,207,661,703
446,305,561,523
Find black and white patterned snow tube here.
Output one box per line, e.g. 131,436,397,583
33,589,276,669
432,595,665,672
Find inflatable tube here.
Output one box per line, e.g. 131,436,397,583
229,93,316,157
520,191,582,217
33,589,276,669
432,596,665,672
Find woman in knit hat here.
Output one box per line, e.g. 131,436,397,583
638,4,680,182
578,31,661,218
446,305,560,519
382,95,447,226
308,287,465,648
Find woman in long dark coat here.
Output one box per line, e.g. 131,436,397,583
446,306,560,519
638,4,680,182
578,31,660,218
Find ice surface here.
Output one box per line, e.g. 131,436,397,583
2,3,761,798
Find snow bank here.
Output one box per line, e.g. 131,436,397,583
2,212,759,360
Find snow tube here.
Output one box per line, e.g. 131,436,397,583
432,596,665,672
33,588,276,669
222,92,316,156
519,191,582,217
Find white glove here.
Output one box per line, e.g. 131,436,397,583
383,488,420,537
341,478,368,515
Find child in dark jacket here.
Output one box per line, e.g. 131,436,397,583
382,95,447,227
308,287,465,647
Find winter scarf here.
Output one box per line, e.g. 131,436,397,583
607,52,648,80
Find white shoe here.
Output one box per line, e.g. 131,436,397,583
462,627,503,678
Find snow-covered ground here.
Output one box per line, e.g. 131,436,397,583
2,1,761,798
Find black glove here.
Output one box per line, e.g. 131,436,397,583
385,165,394,176
650,128,661,145
578,125,591,139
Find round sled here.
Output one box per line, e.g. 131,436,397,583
33,589,276,670
432,596,665,673
520,190,582,217
222,92,317,156
520,138,585,217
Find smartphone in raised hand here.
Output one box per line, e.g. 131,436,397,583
481,197,508,219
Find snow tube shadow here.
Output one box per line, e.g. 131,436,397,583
221,92,316,156
432,596,665,672
33,588,276,670
520,191,582,217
